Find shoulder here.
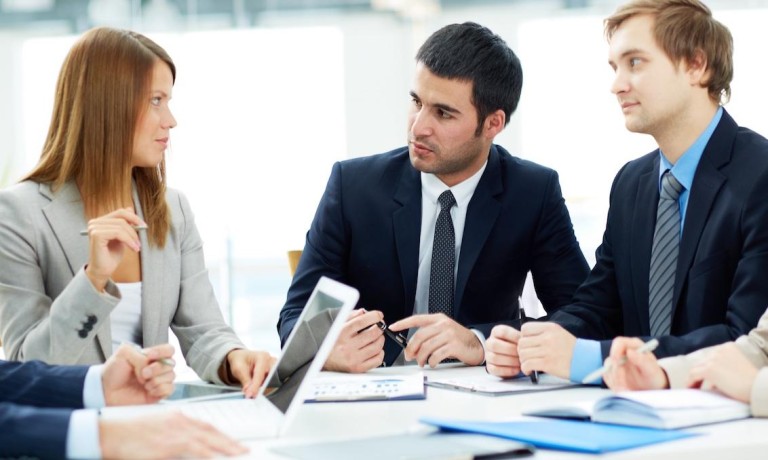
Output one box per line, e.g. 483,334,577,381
163,187,193,217
492,144,557,179
337,146,410,174
0,181,45,207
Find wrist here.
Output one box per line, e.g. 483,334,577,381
84,265,109,292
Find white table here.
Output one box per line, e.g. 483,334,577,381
237,365,768,459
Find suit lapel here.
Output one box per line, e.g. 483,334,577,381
631,158,658,334
40,181,112,356
393,163,421,318
134,187,165,346
455,147,502,315
672,113,735,311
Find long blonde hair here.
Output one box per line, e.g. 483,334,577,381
24,27,176,247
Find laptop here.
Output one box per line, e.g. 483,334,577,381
101,276,359,440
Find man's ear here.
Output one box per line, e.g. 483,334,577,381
483,109,506,138
686,49,711,87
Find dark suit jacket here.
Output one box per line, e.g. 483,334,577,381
0,360,87,459
551,110,768,359
278,145,589,362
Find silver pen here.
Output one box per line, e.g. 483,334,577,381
79,224,148,236
581,338,659,384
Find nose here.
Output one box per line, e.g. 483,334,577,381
409,107,432,139
164,106,177,129
610,69,629,95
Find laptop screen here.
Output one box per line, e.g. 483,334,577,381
261,277,358,415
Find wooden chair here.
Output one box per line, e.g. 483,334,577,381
287,250,303,277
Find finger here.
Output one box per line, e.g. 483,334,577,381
485,337,519,358
89,225,141,252
141,359,176,381
245,354,273,398
389,314,439,332
358,349,386,372
608,337,645,361
486,362,520,378
404,325,441,361
427,344,453,368
116,344,151,384
489,325,520,343
142,344,175,361
346,311,384,335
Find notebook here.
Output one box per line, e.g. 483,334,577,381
524,389,750,429
101,276,359,440
427,369,576,396
305,371,426,402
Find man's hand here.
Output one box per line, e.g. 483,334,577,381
388,313,483,367
517,322,576,380
102,344,176,406
485,325,522,378
603,337,669,391
324,309,385,373
687,342,758,403
224,349,277,398
99,412,248,459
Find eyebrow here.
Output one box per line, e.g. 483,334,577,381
151,90,170,97
409,90,461,115
609,47,646,66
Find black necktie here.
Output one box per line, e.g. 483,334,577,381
648,170,684,336
429,190,457,316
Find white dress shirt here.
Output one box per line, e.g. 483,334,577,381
67,365,106,458
411,161,489,354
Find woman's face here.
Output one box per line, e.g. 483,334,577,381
132,60,176,168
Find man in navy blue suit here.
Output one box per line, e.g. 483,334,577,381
278,22,589,372
0,344,246,459
486,0,768,383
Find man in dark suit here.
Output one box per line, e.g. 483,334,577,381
278,22,589,372
0,344,246,459
486,0,768,383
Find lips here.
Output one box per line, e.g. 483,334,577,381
410,140,435,156
156,138,169,147
620,101,639,111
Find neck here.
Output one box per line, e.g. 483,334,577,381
656,101,719,165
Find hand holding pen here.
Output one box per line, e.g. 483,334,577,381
102,343,176,405
600,337,666,390
81,208,147,292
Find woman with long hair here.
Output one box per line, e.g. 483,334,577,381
0,27,272,396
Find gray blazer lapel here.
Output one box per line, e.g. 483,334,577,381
133,188,166,346
40,182,89,275
40,181,113,356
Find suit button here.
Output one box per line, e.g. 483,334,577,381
86,315,97,325
78,329,88,338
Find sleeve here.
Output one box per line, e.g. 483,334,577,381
0,403,74,459
168,191,246,384
66,409,101,459
528,170,590,316
277,162,350,344
0,360,87,408
0,188,121,364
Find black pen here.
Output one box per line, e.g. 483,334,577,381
519,303,539,384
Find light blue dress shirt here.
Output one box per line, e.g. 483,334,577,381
66,364,106,459
569,107,724,384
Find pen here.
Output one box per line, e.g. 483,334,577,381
581,338,660,384
519,302,539,384
79,224,148,236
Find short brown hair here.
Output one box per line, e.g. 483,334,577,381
24,27,175,247
604,0,733,103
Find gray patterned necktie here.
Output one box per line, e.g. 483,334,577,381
649,170,684,336
428,190,457,316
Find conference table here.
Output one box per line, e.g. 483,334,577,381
234,364,768,459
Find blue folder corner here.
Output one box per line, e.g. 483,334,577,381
420,417,697,454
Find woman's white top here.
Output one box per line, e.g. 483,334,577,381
111,282,143,353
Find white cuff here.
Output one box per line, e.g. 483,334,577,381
66,409,101,459
83,365,106,409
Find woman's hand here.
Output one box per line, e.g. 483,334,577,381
221,349,277,398
84,208,145,291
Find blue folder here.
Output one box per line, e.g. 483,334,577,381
420,417,697,454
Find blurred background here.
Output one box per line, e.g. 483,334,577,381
1,0,767,369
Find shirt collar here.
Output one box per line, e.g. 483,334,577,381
421,159,488,209
658,106,723,190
